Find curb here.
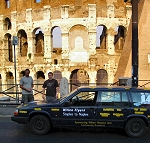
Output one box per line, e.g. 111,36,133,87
0,105,17,117
0,115,12,118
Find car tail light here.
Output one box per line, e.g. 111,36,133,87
14,109,18,116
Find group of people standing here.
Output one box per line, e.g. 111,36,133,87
20,69,59,104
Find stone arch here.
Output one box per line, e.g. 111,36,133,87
53,70,62,84
70,69,89,91
36,71,45,79
96,69,108,86
4,33,12,62
33,28,44,54
6,71,14,92
34,71,45,99
69,24,89,51
114,26,126,50
17,30,28,56
51,26,62,49
96,25,107,49
4,17,11,30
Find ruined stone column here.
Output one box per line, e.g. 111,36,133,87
44,31,52,63
107,29,115,55
27,32,34,62
11,11,17,32
26,8,33,62
88,32,96,55
62,32,69,59
88,4,96,55
43,6,51,63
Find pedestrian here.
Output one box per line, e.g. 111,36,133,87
20,69,34,104
60,77,69,97
42,72,59,101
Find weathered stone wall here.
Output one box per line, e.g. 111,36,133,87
0,0,132,92
114,0,150,87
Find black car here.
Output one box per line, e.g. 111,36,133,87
11,86,150,137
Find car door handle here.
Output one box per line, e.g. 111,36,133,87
123,108,128,112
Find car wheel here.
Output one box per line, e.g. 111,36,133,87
125,118,146,138
29,115,50,135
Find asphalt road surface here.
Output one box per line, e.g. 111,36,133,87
0,117,150,143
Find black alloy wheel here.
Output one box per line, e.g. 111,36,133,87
29,115,50,135
125,118,146,138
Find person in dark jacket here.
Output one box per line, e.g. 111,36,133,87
42,72,59,101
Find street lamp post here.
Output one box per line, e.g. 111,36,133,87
12,36,18,103
124,0,139,87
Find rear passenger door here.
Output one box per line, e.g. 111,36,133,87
96,90,131,128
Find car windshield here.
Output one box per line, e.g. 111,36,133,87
59,88,78,103
131,91,150,107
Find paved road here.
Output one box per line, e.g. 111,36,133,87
0,117,150,143
0,105,17,117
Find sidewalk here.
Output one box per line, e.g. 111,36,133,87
0,105,18,117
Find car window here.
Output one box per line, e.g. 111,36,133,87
67,91,98,106
131,91,150,107
100,91,129,106
60,88,78,103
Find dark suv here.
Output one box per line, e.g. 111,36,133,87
11,86,150,137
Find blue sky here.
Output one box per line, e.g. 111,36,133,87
36,0,41,3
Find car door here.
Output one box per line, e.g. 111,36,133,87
96,90,131,128
59,91,98,127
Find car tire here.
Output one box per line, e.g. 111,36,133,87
29,115,50,135
125,118,146,138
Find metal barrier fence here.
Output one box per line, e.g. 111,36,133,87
1,80,150,105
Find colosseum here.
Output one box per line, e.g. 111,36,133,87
0,0,150,100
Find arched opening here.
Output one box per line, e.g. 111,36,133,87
114,26,125,50
51,26,62,49
4,33,12,62
5,0,10,8
34,71,45,100
96,25,107,49
96,69,108,86
70,69,79,91
69,25,88,51
53,70,62,84
4,17,11,30
6,72,14,92
35,0,41,3
70,69,89,91
17,30,28,56
33,28,44,55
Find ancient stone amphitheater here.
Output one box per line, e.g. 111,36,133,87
0,0,149,100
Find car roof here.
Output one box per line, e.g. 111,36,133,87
76,86,150,92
